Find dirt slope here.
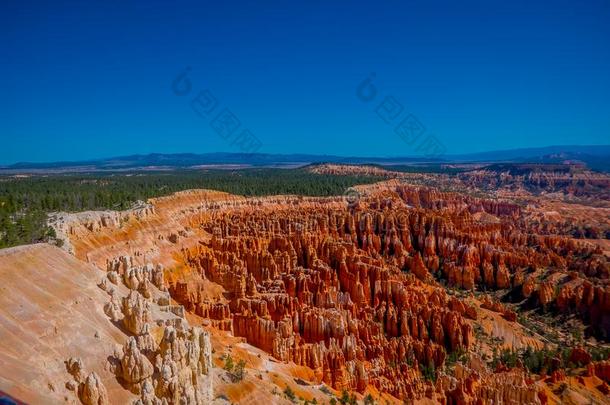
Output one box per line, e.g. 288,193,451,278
0,244,133,404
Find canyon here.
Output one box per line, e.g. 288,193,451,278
0,164,609,404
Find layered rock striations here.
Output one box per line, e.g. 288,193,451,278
52,179,610,402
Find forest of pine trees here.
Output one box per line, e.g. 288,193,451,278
0,169,382,249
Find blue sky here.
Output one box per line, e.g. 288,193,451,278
1,0,609,164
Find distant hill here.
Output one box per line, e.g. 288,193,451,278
0,153,442,173
449,145,610,172
2,145,609,173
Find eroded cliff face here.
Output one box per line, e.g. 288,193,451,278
457,165,610,201
51,179,610,403
98,258,214,404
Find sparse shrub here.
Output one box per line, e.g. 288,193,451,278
590,346,610,362
232,359,246,382
336,390,357,405
491,345,594,375
339,390,350,404
284,386,296,402
223,354,234,372
493,348,519,368
445,349,466,367
223,355,246,382
421,361,436,382
571,329,583,342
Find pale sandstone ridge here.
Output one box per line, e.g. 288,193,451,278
0,244,132,404
0,243,214,404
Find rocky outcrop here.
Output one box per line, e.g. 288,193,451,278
112,322,213,404
118,337,154,386
83,253,216,404
122,290,153,335
440,364,540,405
78,372,109,405
569,347,592,366
308,163,404,178
480,295,517,322
66,357,86,384
65,358,110,405
588,361,610,383
153,326,212,403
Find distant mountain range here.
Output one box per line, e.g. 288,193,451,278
451,145,610,172
2,145,610,173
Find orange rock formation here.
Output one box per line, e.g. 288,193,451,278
48,177,610,402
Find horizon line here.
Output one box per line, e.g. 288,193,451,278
3,144,610,167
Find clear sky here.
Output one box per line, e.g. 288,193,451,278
2,0,609,164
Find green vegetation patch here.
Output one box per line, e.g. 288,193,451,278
0,168,383,248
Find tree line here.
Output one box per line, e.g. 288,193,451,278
0,169,383,248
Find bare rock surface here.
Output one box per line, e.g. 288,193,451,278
0,243,214,404
0,244,132,403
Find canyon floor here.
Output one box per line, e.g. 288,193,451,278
1,163,609,404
